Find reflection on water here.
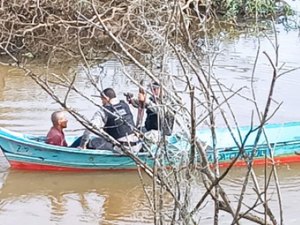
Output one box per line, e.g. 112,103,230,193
0,168,152,225
193,163,300,225
1,162,300,224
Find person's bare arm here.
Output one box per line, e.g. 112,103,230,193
79,109,106,149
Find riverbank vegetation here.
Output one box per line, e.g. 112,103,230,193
0,0,292,59
0,0,298,224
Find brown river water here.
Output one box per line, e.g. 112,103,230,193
1,7,300,225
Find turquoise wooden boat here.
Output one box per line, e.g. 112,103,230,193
0,121,300,171
197,121,300,167
0,128,156,171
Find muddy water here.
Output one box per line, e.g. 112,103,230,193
213,25,300,125
0,165,151,225
1,8,300,225
1,160,300,224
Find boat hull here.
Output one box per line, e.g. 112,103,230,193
0,128,153,171
202,121,300,167
1,122,300,171
8,161,139,171
208,146,300,168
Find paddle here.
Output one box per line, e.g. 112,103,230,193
136,80,145,129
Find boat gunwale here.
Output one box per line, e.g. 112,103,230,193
2,125,300,160
0,128,149,157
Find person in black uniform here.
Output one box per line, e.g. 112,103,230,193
78,88,141,152
127,82,174,136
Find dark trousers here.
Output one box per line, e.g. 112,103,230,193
70,136,114,150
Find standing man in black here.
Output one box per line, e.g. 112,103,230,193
127,82,174,136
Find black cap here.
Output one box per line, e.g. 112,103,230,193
152,81,160,88
92,88,116,99
101,88,116,99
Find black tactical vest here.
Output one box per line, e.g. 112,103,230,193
144,97,174,136
145,108,158,131
104,100,134,139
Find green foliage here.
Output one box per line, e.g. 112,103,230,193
225,0,243,19
282,4,294,16
224,0,279,20
246,0,276,17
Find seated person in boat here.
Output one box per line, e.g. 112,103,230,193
126,81,175,136
78,88,141,153
46,110,68,147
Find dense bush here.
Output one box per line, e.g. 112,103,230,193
0,0,291,58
